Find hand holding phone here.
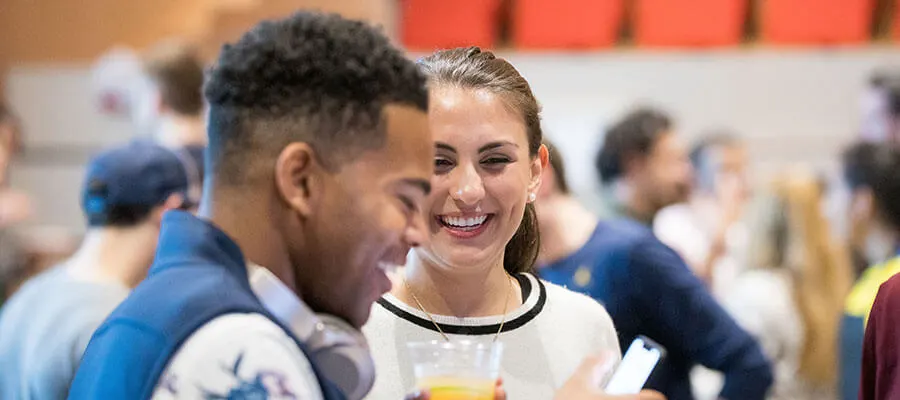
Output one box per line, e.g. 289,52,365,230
604,336,666,395
553,351,666,400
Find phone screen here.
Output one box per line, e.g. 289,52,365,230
604,336,664,395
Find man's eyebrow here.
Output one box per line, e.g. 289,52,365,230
436,142,455,153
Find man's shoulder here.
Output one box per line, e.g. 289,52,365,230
175,313,298,355
154,313,324,400
596,218,657,245
877,272,900,306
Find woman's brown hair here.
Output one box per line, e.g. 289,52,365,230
418,47,542,274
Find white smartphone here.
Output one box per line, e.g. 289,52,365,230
604,336,665,395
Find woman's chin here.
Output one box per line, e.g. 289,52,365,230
424,244,503,272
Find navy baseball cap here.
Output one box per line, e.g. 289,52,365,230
82,141,191,224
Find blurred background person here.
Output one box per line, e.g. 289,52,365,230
92,40,206,209
655,132,751,298
134,40,206,209
861,68,900,144
595,107,693,224
719,170,851,400
0,100,33,304
856,146,900,400
840,142,900,400
0,141,189,400
0,101,31,228
537,136,773,400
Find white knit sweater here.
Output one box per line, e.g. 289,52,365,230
362,273,620,400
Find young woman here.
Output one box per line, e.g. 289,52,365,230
720,170,852,400
362,47,620,400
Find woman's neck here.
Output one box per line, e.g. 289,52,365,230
395,255,521,318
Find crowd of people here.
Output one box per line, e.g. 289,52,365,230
0,10,899,400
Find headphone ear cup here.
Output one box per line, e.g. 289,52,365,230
308,315,376,400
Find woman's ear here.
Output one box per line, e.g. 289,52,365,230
528,144,549,199
274,142,320,218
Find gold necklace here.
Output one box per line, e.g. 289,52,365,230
403,274,513,342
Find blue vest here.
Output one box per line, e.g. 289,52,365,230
69,211,345,400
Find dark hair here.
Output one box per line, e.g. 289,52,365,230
544,139,570,194
143,41,205,116
418,47,542,275
595,108,672,185
842,142,881,190
863,145,900,231
204,12,428,187
88,204,155,228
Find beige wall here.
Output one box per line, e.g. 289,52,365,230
0,0,397,64
8,49,900,230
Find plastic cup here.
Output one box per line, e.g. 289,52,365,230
406,340,503,400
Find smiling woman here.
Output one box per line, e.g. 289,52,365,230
362,47,622,400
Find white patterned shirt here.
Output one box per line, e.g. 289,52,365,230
151,265,325,400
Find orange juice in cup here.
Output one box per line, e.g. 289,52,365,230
407,341,503,400
418,376,495,400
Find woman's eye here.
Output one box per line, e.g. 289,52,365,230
482,157,511,165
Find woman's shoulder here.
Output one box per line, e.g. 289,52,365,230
537,276,615,328
535,275,621,356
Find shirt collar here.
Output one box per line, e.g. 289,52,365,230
151,211,247,282
247,263,317,339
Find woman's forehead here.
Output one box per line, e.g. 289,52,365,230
429,87,528,148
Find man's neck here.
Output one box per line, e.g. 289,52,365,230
536,194,599,266
155,113,206,148
66,228,154,288
199,188,297,292
397,253,520,318
620,183,658,225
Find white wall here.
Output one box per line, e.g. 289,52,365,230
7,48,900,230
504,48,900,208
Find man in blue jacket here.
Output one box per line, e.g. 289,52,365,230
536,112,773,400
69,12,433,399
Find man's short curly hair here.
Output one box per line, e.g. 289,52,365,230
204,11,428,186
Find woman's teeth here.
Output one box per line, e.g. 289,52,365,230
440,215,488,229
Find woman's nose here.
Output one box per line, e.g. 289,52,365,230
449,164,485,206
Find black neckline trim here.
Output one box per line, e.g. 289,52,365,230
376,273,546,335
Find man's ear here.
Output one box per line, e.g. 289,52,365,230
622,152,646,179
151,193,185,226
275,142,320,218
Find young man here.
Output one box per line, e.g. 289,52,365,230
70,12,433,400
0,141,189,400
654,133,750,296
537,125,773,400
839,143,900,400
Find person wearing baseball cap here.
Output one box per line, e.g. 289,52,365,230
0,141,189,400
